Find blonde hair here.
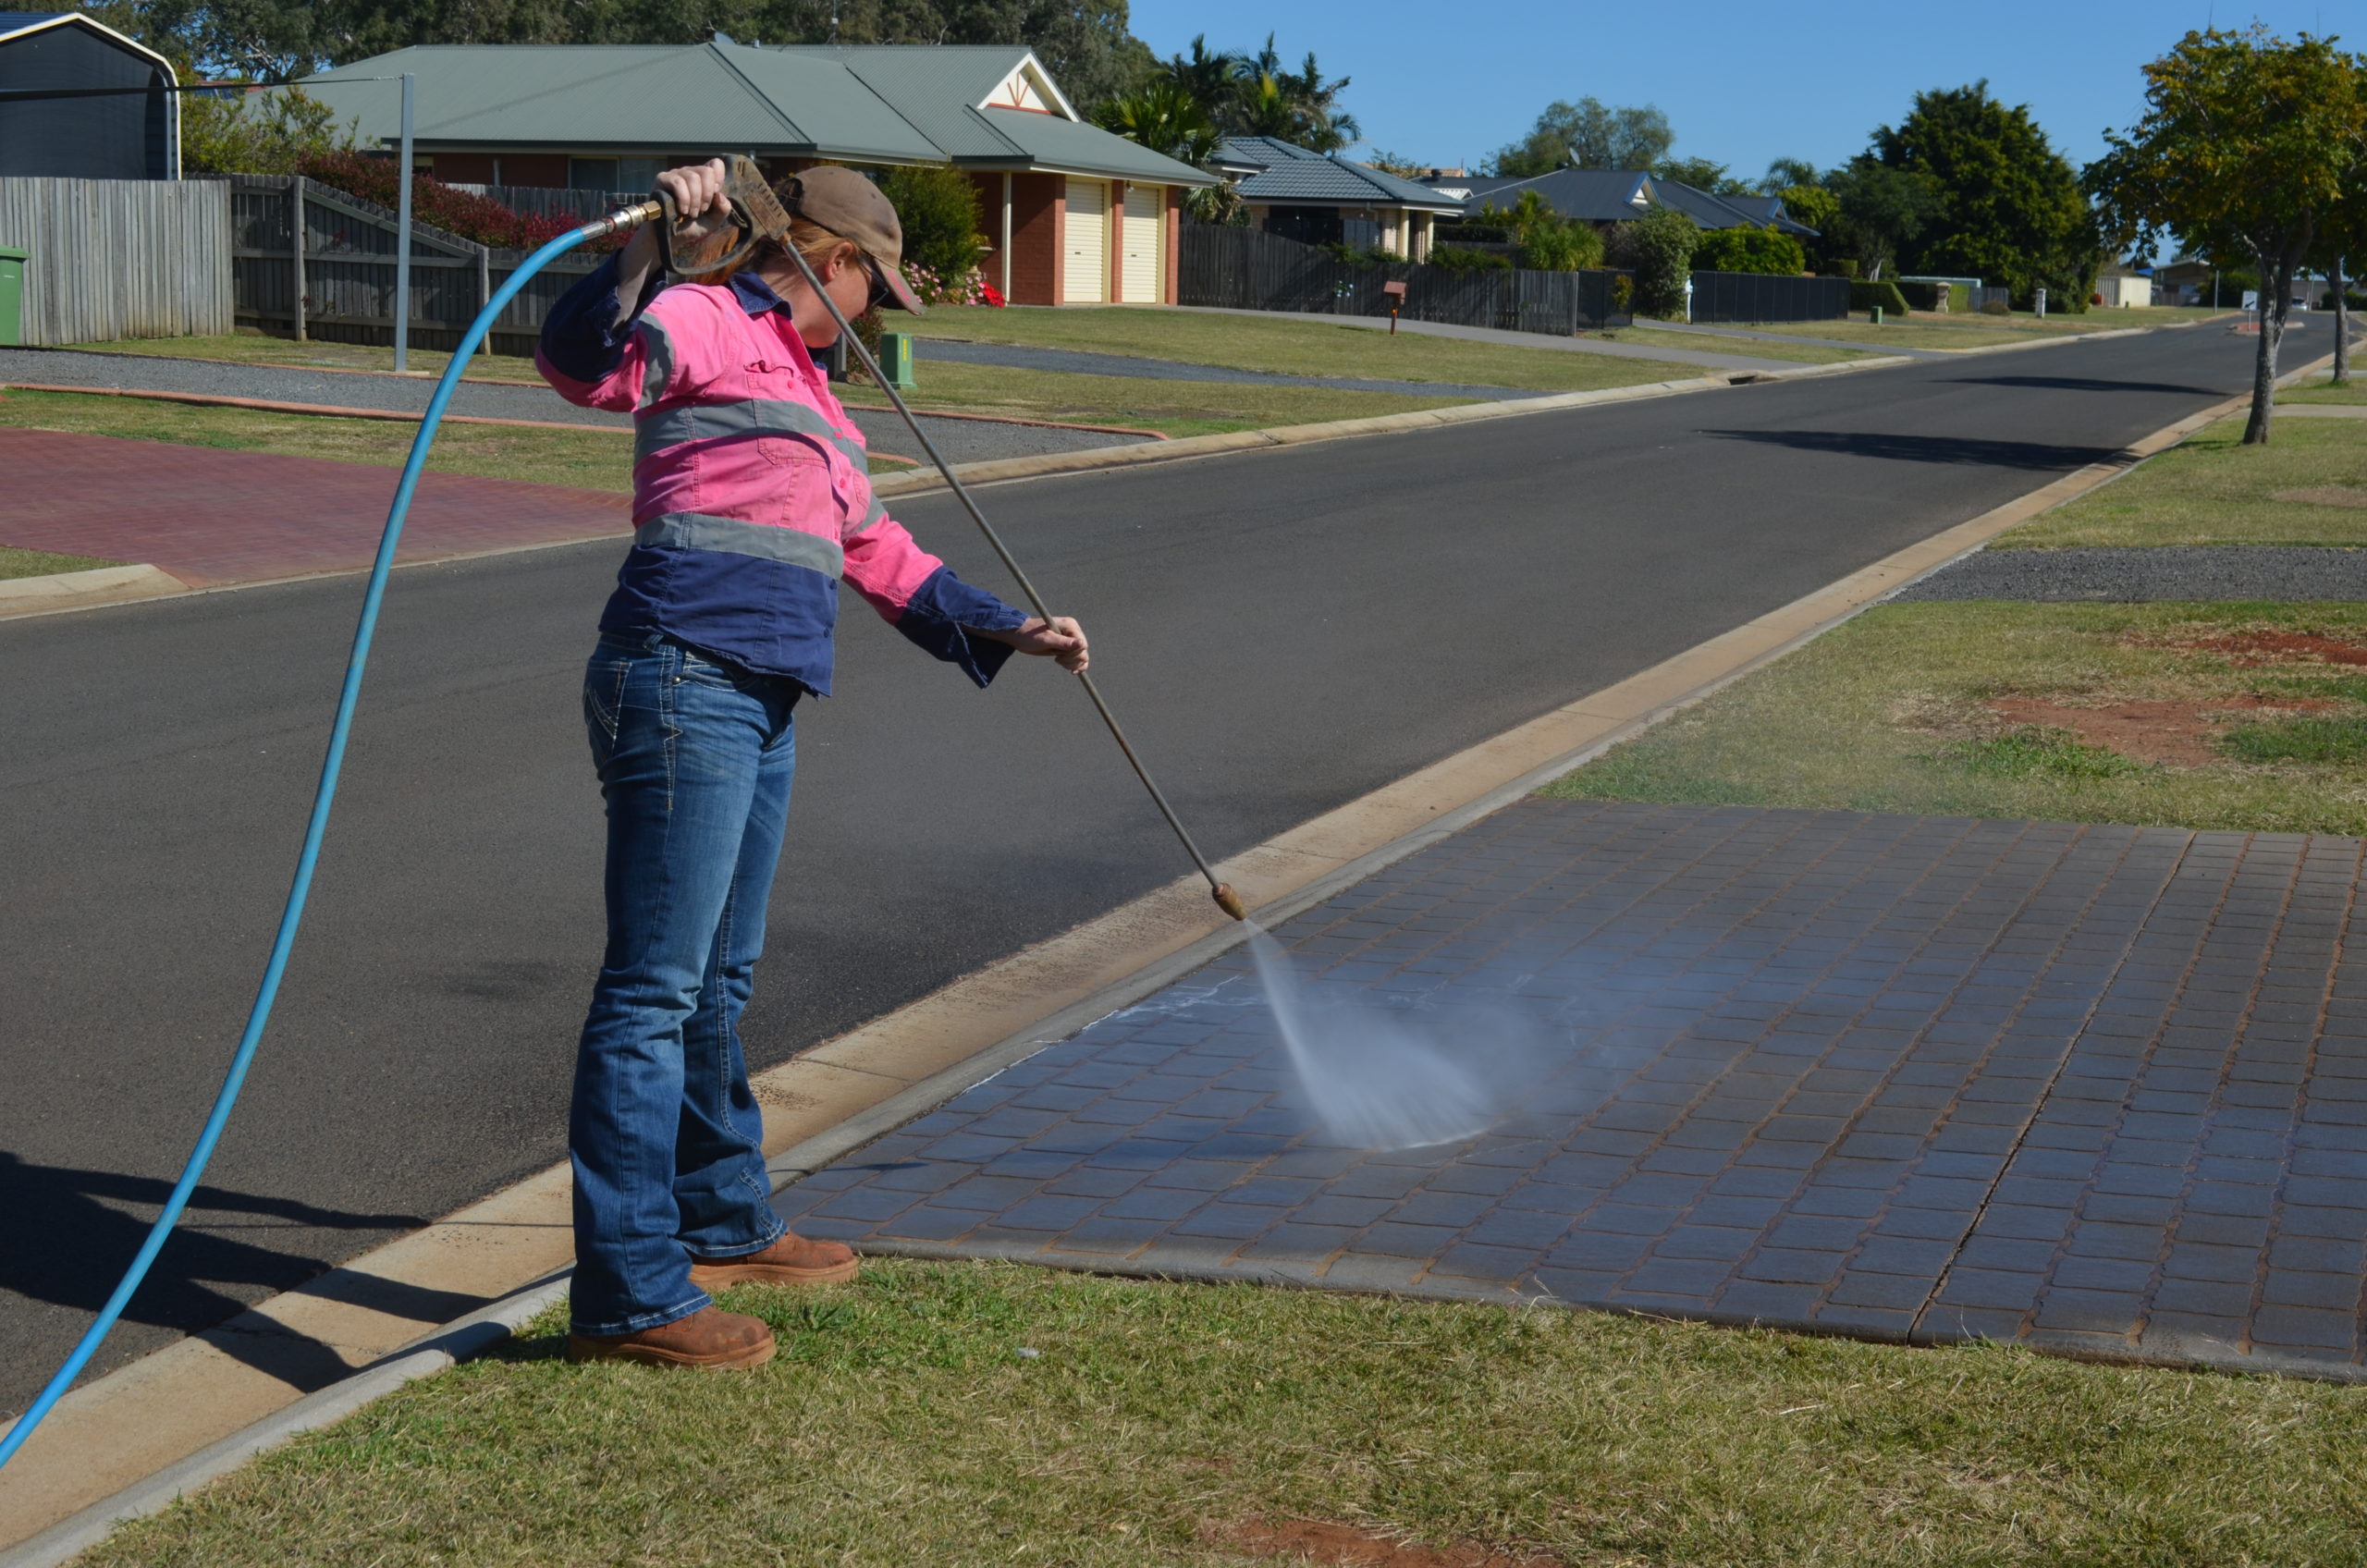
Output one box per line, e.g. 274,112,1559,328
692,209,856,288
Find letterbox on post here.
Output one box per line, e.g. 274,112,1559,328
1380,278,1407,335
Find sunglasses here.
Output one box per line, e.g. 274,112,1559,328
864,258,894,312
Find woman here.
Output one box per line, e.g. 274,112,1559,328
537,160,1086,1370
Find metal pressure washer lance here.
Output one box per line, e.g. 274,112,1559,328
647,156,1247,923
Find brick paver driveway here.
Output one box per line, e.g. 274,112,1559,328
0,427,627,587
779,800,2367,1380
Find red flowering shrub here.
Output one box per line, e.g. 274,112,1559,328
295,151,610,251
977,280,1007,308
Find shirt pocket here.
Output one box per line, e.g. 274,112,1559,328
753,437,841,535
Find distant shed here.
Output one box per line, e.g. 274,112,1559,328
0,11,180,178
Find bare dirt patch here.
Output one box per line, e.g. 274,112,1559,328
1986,695,2336,766
1208,1518,1566,1568
2274,486,2367,508
2152,630,2367,668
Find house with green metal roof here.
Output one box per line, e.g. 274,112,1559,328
304,41,1215,306
1217,136,1463,260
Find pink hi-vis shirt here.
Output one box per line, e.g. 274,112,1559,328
536,255,1025,694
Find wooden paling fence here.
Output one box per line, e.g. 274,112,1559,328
1180,224,1634,335
0,177,231,346
227,175,605,357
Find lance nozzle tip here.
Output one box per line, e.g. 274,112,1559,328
1211,883,1246,922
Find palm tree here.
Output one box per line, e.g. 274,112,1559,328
1097,77,1242,224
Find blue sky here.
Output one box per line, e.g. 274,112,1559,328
1126,0,2353,182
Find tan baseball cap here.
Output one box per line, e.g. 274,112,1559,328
786,165,926,314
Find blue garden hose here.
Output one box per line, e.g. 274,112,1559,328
0,205,657,1472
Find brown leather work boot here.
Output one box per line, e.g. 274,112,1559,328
686,1230,860,1289
567,1305,776,1369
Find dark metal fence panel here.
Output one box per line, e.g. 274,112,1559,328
1966,284,2012,312
1686,270,1851,324
228,174,604,357
477,185,640,221
1179,223,1633,334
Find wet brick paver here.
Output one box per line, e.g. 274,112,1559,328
777,801,2367,1379
0,427,627,587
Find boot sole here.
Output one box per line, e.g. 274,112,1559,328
686,1256,861,1289
567,1333,778,1370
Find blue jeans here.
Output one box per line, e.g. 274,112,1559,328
570,631,798,1335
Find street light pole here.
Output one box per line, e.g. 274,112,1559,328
395,71,414,373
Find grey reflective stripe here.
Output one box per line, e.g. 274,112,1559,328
633,512,845,579
634,317,676,410
848,491,889,537
634,397,870,473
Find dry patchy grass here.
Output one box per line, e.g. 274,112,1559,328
1545,601,2367,836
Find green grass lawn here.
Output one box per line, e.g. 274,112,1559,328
82,1259,2367,1568
1546,600,2367,836
59,331,548,384
1586,324,1870,364
1998,413,2367,549
848,360,1485,437
0,543,121,580
2285,377,2367,406
911,305,1708,392
0,387,642,490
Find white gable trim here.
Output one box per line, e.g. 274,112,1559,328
980,52,1076,122
0,10,179,77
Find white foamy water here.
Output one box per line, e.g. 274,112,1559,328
1246,928,1551,1151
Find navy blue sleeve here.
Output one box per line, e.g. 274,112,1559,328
895,566,1031,688
536,251,665,384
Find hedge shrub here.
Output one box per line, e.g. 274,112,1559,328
1851,279,1910,316
1691,224,1806,276
1607,208,1700,317
296,151,580,250
875,165,986,287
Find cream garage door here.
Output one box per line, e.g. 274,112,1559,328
1062,178,1108,302
1120,185,1163,302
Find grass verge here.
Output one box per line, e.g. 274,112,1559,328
1997,412,2367,549
1583,325,1869,364
0,543,121,580
1544,600,2367,835
82,1259,2367,1568
2285,377,2367,406
0,387,645,492
845,360,1489,437
912,305,1710,392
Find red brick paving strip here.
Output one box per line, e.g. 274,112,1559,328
0,427,630,589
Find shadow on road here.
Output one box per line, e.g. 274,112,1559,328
1699,428,2126,469
1945,374,2227,397
0,1149,465,1400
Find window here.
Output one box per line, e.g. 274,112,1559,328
569,157,619,191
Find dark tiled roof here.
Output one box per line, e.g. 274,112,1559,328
0,11,71,33
1429,167,1653,224
1217,134,1463,212
1648,180,1763,231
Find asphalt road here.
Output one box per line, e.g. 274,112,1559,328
0,315,2321,1414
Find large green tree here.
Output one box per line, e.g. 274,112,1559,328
2088,28,2367,441
1873,80,2093,307
1489,97,1673,178
2306,68,2367,386
1147,32,1355,152
1821,158,1942,279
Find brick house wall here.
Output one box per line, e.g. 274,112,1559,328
1003,170,1061,306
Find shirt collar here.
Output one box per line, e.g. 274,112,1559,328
729,270,789,316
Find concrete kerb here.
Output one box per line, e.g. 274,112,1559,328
0,335,2319,1563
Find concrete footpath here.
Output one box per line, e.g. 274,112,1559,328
785,797,2367,1381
